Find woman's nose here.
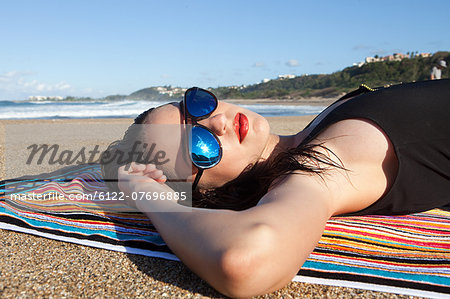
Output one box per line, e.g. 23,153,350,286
203,113,227,136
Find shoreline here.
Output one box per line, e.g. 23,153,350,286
0,97,335,121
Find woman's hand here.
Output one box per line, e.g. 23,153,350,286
117,162,169,208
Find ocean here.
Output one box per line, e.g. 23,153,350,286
0,100,326,119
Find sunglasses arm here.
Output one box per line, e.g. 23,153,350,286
192,169,203,190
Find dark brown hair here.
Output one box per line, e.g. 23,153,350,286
100,108,155,192
101,108,344,211
192,143,344,211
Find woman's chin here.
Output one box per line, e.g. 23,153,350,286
251,114,270,139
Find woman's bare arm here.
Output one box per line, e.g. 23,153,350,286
118,117,397,297
121,166,333,298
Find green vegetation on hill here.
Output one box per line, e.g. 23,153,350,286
128,87,173,101
213,51,450,99
59,52,449,102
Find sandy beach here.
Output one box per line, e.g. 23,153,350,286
0,116,414,298
223,97,337,107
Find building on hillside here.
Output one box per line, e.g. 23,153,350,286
417,53,432,58
277,74,296,80
230,85,247,90
365,52,433,65
383,53,408,61
155,86,186,96
365,56,382,63
28,96,64,101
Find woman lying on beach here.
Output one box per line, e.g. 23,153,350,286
102,79,450,298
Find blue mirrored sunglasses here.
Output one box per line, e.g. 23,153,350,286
183,87,223,189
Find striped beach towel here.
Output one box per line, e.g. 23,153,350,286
0,164,449,298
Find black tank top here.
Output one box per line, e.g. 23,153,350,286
299,79,450,216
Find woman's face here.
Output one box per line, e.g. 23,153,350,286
144,101,273,189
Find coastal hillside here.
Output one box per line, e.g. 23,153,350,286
213,51,450,99
59,51,449,102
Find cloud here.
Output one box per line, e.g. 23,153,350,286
285,59,299,67
0,71,72,100
252,62,265,68
196,71,218,86
352,44,372,51
427,41,445,48
368,48,404,57
0,71,33,83
352,44,406,57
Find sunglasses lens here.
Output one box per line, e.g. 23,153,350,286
190,126,221,168
185,88,217,118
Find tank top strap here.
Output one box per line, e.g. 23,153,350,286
300,83,377,144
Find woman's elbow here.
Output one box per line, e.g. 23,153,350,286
216,248,257,297
214,224,285,298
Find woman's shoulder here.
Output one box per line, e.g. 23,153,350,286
312,118,396,164
319,119,398,215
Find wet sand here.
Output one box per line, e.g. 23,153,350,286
0,116,414,298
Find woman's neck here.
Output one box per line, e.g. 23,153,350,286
260,131,306,161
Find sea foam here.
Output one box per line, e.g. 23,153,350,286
0,100,325,119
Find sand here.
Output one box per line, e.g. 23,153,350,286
0,116,416,298
223,97,337,107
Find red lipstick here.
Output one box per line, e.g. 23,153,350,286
234,113,249,143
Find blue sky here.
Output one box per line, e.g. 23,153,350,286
1,0,449,100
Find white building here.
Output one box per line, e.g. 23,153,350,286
277,74,296,80
28,96,64,101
